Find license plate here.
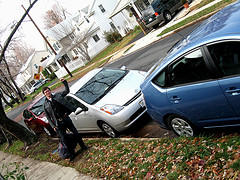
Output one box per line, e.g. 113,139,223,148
149,18,152,22
139,100,145,108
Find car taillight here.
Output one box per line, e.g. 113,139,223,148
143,20,145,23
155,12,159,16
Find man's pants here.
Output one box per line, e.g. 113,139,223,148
57,116,86,155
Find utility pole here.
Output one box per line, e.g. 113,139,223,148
21,5,73,77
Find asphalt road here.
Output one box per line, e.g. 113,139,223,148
6,22,201,138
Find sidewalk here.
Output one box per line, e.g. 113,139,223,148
2,0,229,179
0,151,100,180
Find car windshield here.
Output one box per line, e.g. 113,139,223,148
74,69,128,104
30,97,45,116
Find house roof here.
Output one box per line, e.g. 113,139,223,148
20,50,49,72
46,14,78,41
109,0,132,18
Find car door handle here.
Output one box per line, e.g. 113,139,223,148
225,88,240,96
170,96,181,103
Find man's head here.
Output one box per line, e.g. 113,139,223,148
42,86,52,99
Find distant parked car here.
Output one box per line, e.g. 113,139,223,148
25,68,147,137
142,0,182,29
30,79,49,94
140,1,240,136
23,95,55,136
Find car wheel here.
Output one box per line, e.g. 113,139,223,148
167,115,195,137
164,11,172,22
152,24,159,29
99,122,118,138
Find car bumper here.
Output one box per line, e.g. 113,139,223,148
145,14,164,28
104,94,147,132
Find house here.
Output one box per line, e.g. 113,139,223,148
16,50,50,94
88,0,139,37
41,0,147,79
44,6,109,78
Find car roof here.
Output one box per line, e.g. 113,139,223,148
69,68,102,94
163,1,240,65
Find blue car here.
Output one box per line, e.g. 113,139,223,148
140,1,240,136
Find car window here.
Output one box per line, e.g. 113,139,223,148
169,49,212,86
152,70,166,87
30,97,45,116
74,69,128,104
66,96,86,109
207,41,240,77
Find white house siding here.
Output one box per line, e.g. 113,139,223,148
91,0,119,33
110,9,138,36
88,29,109,58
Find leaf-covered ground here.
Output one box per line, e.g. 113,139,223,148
1,133,240,179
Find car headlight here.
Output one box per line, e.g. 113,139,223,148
100,104,124,115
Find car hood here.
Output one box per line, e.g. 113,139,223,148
95,70,146,107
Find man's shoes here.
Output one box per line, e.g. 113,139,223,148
69,153,76,161
82,145,89,151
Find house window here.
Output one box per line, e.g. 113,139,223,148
69,33,75,40
84,16,90,23
99,5,106,13
73,49,79,56
48,48,53,55
56,42,61,48
53,44,59,51
93,34,100,42
110,22,117,32
143,0,150,6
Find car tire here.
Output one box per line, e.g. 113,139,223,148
99,122,118,138
167,115,196,137
152,24,159,29
163,11,172,22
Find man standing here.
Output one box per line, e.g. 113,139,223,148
42,78,88,161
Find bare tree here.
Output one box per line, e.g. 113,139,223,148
70,28,92,62
0,0,38,146
6,41,35,77
42,2,69,29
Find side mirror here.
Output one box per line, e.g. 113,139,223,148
121,66,126,70
75,106,88,115
75,108,83,115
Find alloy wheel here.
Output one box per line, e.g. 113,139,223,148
170,117,194,137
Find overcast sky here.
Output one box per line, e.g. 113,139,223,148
0,0,92,50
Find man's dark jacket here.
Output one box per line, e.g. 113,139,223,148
43,80,76,129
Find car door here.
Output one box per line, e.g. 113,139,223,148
66,96,99,132
207,41,240,120
165,49,237,127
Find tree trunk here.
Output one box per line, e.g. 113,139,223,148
0,91,37,145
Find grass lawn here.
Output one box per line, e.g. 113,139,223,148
0,133,239,179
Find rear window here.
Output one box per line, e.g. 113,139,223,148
30,97,45,116
74,69,128,104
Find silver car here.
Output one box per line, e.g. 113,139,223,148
30,79,49,93
67,68,147,137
